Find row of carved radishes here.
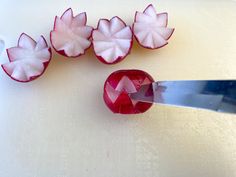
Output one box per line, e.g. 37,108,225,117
1,4,174,83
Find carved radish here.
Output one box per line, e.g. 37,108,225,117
103,70,154,114
133,4,174,49
92,17,133,64
1,33,52,82
50,8,93,58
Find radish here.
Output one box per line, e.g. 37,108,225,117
1,33,52,83
92,16,133,64
133,4,174,49
103,69,154,114
50,8,93,58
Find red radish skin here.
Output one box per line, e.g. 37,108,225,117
103,70,154,114
92,16,133,64
50,8,93,58
1,33,52,83
133,4,175,49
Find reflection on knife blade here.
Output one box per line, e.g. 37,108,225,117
130,80,236,114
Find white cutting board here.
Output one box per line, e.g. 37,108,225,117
1,0,236,177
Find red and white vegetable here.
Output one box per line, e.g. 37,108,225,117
133,4,174,49
50,8,93,58
1,33,52,82
92,16,133,64
103,69,154,114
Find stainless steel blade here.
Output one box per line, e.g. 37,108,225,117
130,80,236,114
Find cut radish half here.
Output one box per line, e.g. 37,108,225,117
133,4,175,49
1,33,52,82
50,8,93,58
103,70,154,114
92,16,133,64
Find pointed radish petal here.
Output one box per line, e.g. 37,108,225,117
53,31,76,49
92,31,108,41
54,17,70,32
156,13,168,27
51,31,70,49
98,20,110,36
58,42,71,56
35,36,47,51
114,46,125,60
105,83,120,103
143,33,155,48
59,42,80,57
98,47,115,62
152,32,168,48
135,30,149,43
80,39,91,50
74,35,91,49
68,42,84,56
22,60,44,78
115,76,137,93
52,29,90,56
115,39,131,53
25,59,44,71
18,33,36,50
2,62,15,75
85,26,93,37
156,27,174,40
51,31,71,49
23,67,42,79
7,47,29,61
136,12,154,23
114,27,132,39
54,17,70,33
11,65,28,81
35,48,51,62
73,26,93,38
59,42,74,56
74,42,86,55
110,17,125,34
144,5,157,18
133,22,149,33
71,12,86,28
94,41,114,53
61,8,73,26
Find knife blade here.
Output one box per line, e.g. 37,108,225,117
130,80,236,114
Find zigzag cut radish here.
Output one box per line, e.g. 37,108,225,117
103,69,154,114
50,8,93,58
1,33,52,82
92,16,133,64
133,4,174,49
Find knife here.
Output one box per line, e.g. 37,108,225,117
130,80,236,114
